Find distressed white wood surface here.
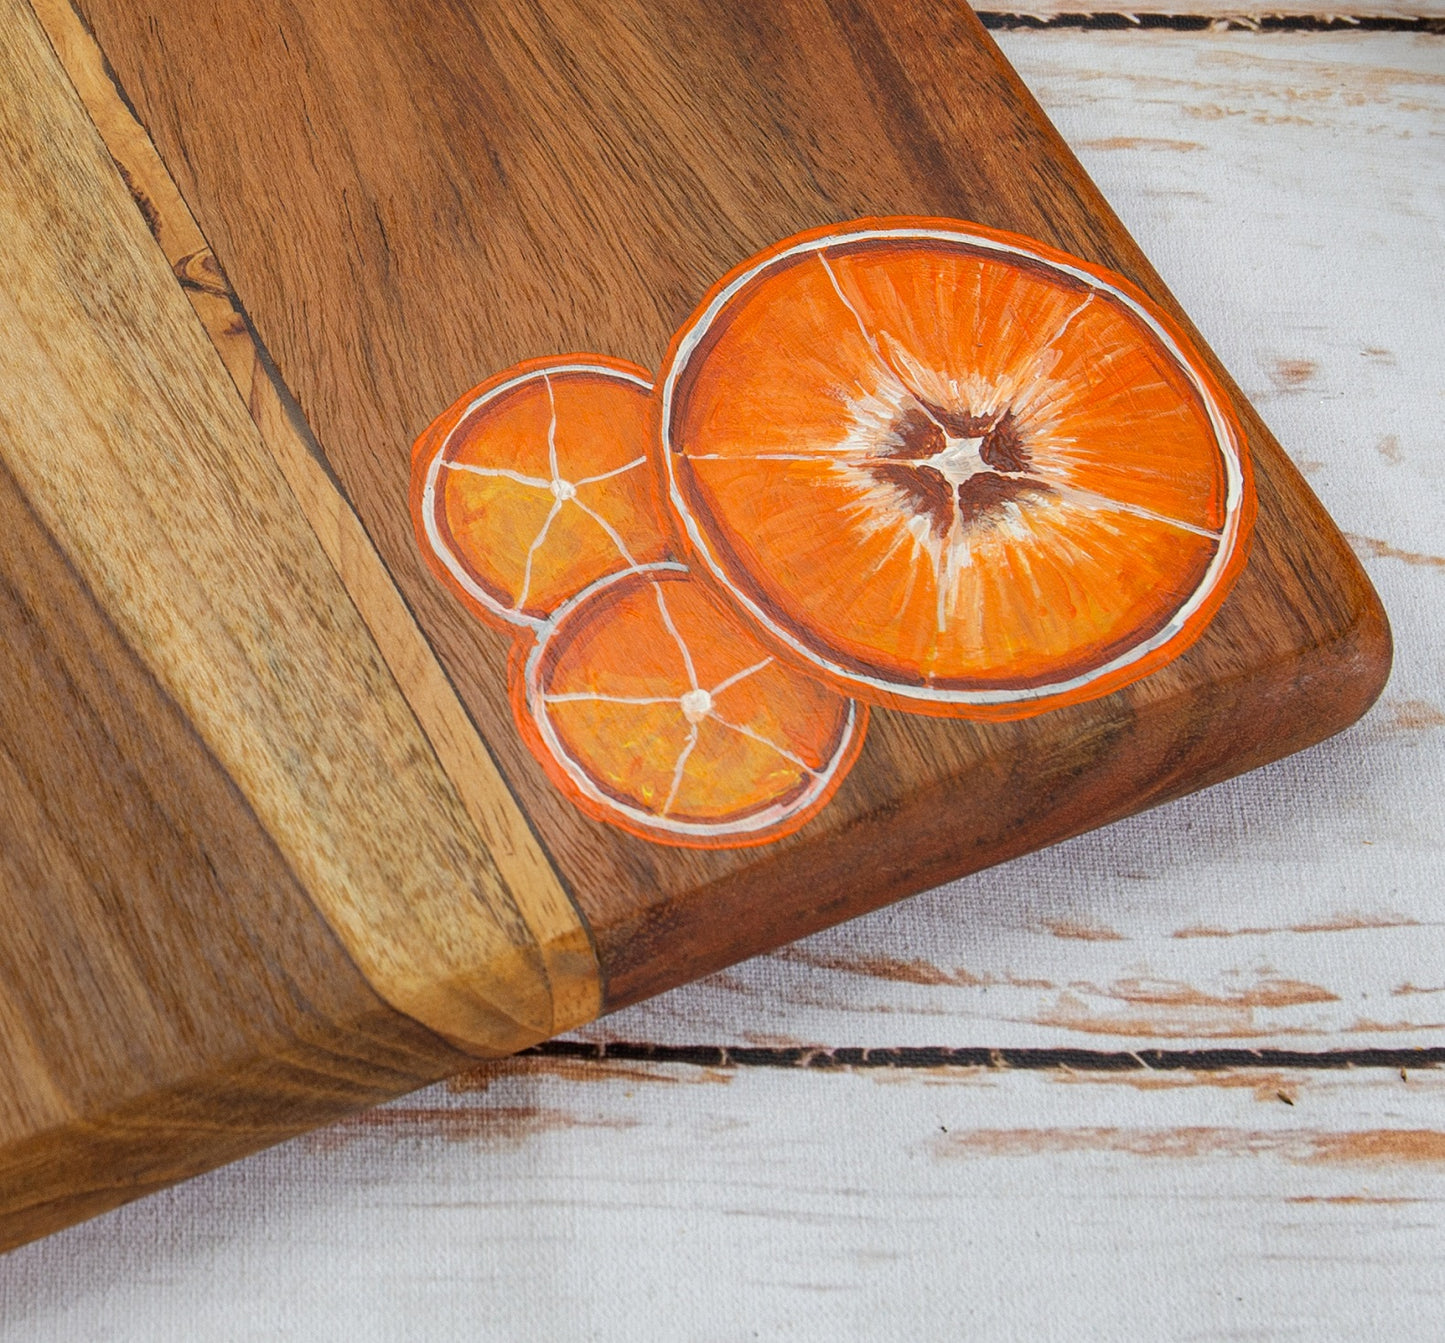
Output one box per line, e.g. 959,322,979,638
2,27,1442,1340
3,1059,1444,1340
984,4,1443,19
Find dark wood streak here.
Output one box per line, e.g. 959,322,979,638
71,0,1390,1013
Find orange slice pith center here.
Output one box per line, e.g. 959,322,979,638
420,361,670,628
522,565,862,843
661,225,1250,708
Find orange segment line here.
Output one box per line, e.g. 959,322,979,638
650,583,700,692
1033,292,1096,371
443,461,552,490
1037,478,1224,539
817,250,937,412
709,656,773,698
514,497,564,612
543,693,680,706
819,251,893,383
569,495,646,572
574,455,648,487
543,372,561,482
660,725,700,818
710,713,818,775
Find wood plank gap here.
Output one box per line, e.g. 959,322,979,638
527,1040,1445,1071
977,12,1445,28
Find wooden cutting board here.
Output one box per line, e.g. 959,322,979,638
0,0,1389,1250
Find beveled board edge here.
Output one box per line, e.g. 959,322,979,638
33,0,1392,1037
17,0,602,1051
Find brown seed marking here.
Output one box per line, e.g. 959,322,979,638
886,407,946,461
868,460,954,539
872,402,1038,536
919,401,995,441
956,471,1039,526
979,409,1029,473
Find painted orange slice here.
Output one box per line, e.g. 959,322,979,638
658,219,1255,719
412,355,671,630
512,563,866,848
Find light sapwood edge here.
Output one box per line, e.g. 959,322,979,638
15,0,601,1049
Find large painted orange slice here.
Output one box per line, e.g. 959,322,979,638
412,356,671,630
512,563,866,848
658,219,1255,719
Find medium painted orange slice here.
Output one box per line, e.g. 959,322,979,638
412,355,671,630
658,219,1255,719
512,563,866,848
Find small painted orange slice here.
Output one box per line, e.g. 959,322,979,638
658,218,1255,719
512,563,866,848
412,355,671,630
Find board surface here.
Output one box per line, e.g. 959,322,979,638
0,0,1391,1249
70,0,1389,1008
0,0,595,1250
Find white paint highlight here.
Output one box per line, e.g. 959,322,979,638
659,223,1248,708
523,564,861,842
419,362,653,629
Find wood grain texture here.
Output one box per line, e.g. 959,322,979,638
69,0,1392,1010
0,0,577,1057
0,432,463,1249
0,0,596,1248
28,0,601,1038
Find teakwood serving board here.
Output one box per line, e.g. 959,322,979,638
0,0,1388,1249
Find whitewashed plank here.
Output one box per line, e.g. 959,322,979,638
981,5,1445,20
1,1058,1441,1340
574,31,1445,1052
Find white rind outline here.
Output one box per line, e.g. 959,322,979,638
524,563,863,842
421,362,654,630
658,224,1249,708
